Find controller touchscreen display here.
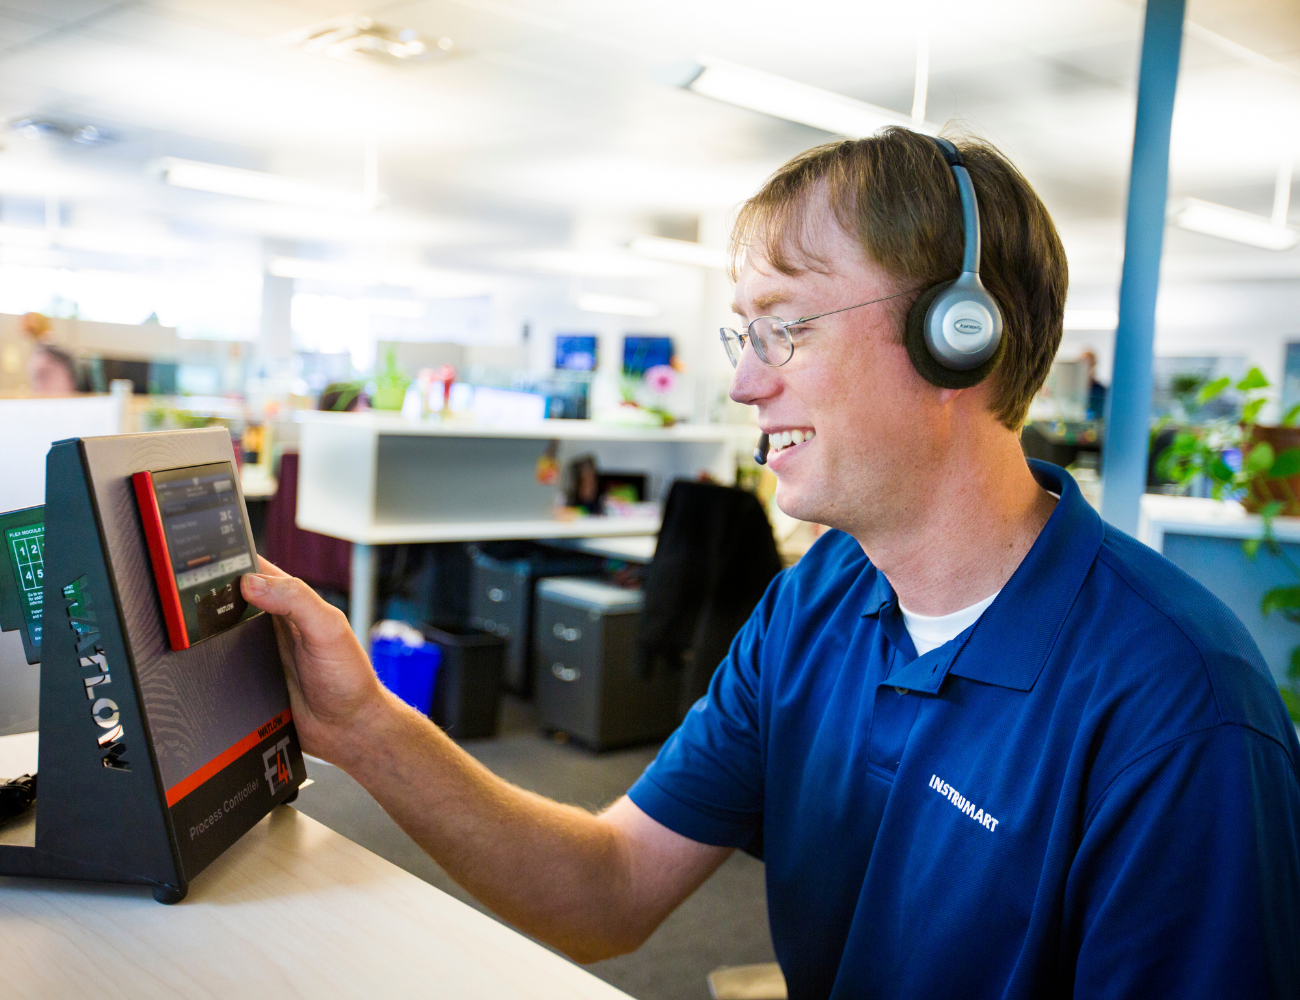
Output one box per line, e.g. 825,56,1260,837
135,462,258,648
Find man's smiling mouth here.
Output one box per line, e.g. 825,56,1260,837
766,428,816,458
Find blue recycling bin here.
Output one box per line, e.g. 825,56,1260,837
371,635,441,716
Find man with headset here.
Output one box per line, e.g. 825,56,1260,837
242,128,1300,997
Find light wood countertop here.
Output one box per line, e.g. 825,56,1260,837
0,732,632,1000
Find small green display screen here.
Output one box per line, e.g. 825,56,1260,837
5,521,43,648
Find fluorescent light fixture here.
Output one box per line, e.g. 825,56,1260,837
1170,197,1299,251
511,249,664,278
158,158,377,212
0,224,192,259
1063,309,1119,330
0,224,52,248
668,56,932,137
576,293,660,317
629,236,728,269
268,256,492,297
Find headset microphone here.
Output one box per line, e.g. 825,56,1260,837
754,432,770,465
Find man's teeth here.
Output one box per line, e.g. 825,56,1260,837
769,429,815,453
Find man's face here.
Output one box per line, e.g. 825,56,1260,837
729,214,961,536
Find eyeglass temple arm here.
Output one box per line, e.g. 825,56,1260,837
788,288,917,327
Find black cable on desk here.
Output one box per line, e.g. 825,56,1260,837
0,773,36,820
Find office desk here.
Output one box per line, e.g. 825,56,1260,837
0,732,631,1000
544,535,658,564
1139,494,1300,685
294,412,750,637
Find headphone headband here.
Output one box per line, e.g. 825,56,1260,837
930,135,963,168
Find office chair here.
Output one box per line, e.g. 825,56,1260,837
637,480,782,717
264,452,352,592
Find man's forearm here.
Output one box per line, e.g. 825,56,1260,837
325,693,643,962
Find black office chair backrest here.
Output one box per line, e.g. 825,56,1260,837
638,480,782,715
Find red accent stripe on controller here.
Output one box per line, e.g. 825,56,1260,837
131,471,190,651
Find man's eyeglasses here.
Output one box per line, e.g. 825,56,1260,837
719,289,916,368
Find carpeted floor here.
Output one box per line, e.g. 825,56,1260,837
291,696,775,1000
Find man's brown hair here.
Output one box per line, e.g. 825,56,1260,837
730,127,1068,429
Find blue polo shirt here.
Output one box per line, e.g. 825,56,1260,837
628,461,1300,999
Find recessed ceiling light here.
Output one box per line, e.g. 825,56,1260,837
660,56,934,137
10,118,114,145
299,18,454,64
1170,198,1299,251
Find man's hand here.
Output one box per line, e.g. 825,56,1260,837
240,558,388,764
238,558,731,962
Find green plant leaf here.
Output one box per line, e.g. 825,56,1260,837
1262,586,1300,617
1210,457,1236,483
1269,448,1300,479
1236,367,1270,392
1243,537,1261,559
1289,647,1300,683
1281,684,1300,724
1283,403,1300,428
1242,397,1267,425
1196,375,1232,405
1245,441,1276,476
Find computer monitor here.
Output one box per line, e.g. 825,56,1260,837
622,335,674,375
555,335,598,372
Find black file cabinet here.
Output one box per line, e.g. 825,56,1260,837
533,577,678,750
468,545,602,697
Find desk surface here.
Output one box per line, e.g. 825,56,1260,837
0,732,631,1000
544,535,658,563
1139,494,1300,549
295,410,754,443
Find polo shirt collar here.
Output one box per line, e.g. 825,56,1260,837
861,461,1104,694
947,460,1104,691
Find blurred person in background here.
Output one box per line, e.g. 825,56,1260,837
26,343,79,395
1080,348,1108,421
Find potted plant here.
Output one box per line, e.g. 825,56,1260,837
1155,368,1300,720
371,348,412,411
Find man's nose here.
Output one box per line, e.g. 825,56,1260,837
729,338,780,406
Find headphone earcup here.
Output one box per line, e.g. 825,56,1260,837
904,281,1005,390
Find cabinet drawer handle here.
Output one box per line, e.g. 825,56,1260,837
551,663,580,682
552,623,581,642
488,587,508,602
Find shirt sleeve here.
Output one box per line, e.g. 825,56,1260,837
626,575,781,849
1068,722,1300,999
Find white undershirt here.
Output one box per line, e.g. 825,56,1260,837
899,590,1000,656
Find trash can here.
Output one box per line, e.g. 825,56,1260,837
371,623,441,717
424,621,507,739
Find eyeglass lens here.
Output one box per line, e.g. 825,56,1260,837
719,318,793,369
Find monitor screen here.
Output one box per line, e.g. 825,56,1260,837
622,335,674,375
555,335,598,372
135,462,258,649
0,506,44,663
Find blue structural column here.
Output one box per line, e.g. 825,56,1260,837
1100,0,1186,535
